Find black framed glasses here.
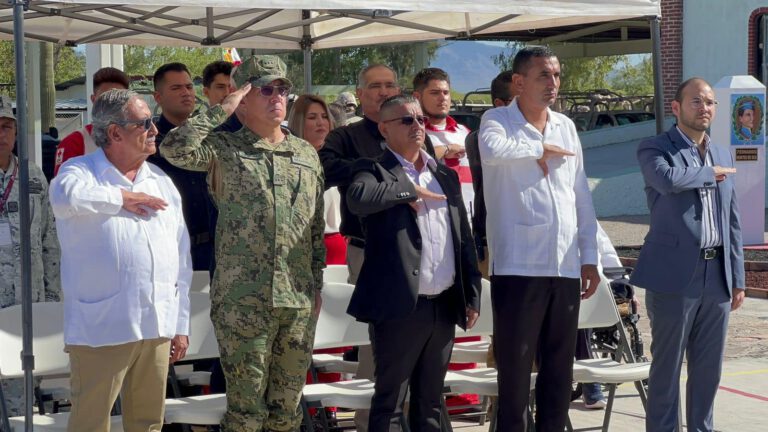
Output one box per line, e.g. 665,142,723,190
254,85,291,97
115,117,153,131
381,115,427,126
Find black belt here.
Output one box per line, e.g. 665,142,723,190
418,292,445,300
700,246,723,260
347,237,365,248
192,232,211,246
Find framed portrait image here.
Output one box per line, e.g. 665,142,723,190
731,94,764,145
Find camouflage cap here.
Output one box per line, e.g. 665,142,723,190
0,95,15,121
232,55,292,89
336,91,357,107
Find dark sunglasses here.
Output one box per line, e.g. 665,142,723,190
254,85,291,97
115,117,153,131
382,115,427,126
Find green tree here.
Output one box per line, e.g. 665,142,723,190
0,41,14,96
53,45,86,84
0,41,85,97
493,42,630,93
609,55,653,96
279,41,441,90
559,56,622,92
123,46,223,79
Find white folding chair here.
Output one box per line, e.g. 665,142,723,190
310,282,362,376
170,292,220,389
0,302,124,431
450,278,493,364
570,276,651,432
189,271,211,293
322,265,350,284
442,369,537,432
164,283,374,430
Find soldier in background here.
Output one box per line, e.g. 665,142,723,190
0,95,60,415
160,55,325,432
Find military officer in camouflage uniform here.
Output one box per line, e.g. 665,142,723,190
161,56,325,432
0,95,60,416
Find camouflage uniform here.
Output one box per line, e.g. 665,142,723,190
0,155,61,416
160,78,325,431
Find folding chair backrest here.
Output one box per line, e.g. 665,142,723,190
190,271,211,293
313,282,369,350
323,265,350,284
578,276,622,329
184,292,220,361
0,302,68,379
457,278,493,337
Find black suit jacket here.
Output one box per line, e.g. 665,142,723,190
345,150,482,329
319,117,436,240
464,130,486,259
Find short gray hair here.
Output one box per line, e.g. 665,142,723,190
357,64,398,89
379,94,420,119
92,89,140,148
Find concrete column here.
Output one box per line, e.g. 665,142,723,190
85,44,124,122
24,42,42,167
712,75,766,245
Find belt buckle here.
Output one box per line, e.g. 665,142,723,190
703,248,717,260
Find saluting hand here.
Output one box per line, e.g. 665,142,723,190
121,190,167,216
713,166,736,182
538,143,575,176
409,185,447,211
220,83,252,116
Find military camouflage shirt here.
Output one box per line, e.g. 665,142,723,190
160,106,325,309
0,155,61,309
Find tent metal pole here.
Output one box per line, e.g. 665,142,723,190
302,9,312,94
12,1,34,430
650,15,664,134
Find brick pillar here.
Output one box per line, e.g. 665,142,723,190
747,8,768,78
660,0,684,117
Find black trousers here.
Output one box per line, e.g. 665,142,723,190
491,275,581,432
368,294,456,432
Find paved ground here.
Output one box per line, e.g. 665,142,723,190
583,138,644,180
437,217,768,432
443,290,768,432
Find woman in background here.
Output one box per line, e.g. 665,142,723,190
288,95,346,264
288,96,347,422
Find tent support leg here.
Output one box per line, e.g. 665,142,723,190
13,1,35,430
650,15,664,134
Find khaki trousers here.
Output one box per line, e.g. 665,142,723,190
67,338,171,432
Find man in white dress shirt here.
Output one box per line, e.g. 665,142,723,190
346,95,481,431
50,89,192,432
478,46,600,432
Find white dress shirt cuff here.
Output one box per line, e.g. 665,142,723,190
106,187,124,213
175,318,190,336
580,249,599,266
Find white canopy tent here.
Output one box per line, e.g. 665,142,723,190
1,1,661,49
3,1,661,430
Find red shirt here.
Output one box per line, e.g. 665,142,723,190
54,124,93,176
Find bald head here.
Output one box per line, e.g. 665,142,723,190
674,77,711,103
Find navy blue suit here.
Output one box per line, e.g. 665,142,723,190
631,126,745,432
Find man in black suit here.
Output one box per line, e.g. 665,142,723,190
346,95,482,432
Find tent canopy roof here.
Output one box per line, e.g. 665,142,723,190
0,1,660,49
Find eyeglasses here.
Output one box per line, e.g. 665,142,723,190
115,117,153,131
253,85,291,97
381,115,427,126
689,98,718,110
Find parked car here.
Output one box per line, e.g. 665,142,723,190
571,110,655,132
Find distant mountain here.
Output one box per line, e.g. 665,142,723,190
430,41,511,93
